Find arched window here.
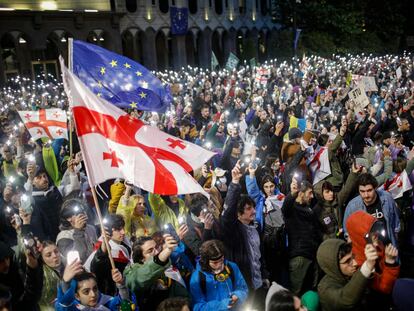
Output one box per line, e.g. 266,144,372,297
189,0,197,14
260,0,267,15
215,0,223,14
239,0,246,15
125,0,137,13
159,0,169,13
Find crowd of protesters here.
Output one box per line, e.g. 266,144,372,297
1,52,414,311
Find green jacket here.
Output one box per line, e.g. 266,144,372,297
124,256,171,292
317,239,369,311
314,172,359,239
124,257,189,309
39,264,61,311
325,134,344,188
148,194,188,230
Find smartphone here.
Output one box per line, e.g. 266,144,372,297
23,232,40,259
20,194,33,214
67,250,80,264
163,223,180,243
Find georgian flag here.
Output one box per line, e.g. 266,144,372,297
84,238,132,272
61,60,214,195
307,146,331,185
379,170,412,199
18,108,68,141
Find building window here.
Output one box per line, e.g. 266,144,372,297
239,0,245,15
261,0,267,15
152,0,156,5
189,0,197,14
125,0,137,12
215,0,222,14
159,0,169,13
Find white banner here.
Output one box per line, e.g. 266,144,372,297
348,85,370,112
360,76,378,92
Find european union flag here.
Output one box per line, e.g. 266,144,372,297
170,7,188,35
71,40,172,112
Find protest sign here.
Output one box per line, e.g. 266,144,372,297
348,85,370,112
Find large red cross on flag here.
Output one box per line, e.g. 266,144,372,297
18,108,68,141
61,61,215,195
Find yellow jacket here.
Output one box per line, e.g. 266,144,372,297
148,193,188,230
116,195,157,238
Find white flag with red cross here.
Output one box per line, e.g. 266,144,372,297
306,146,331,185
379,170,412,199
61,61,215,196
18,108,68,141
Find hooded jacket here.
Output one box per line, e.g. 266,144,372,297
317,239,369,311
346,211,399,294
313,171,358,239
343,189,400,247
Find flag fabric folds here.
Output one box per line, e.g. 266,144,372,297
225,52,240,71
379,171,412,199
61,61,215,196
71,40,172,112
306,147,331,185
211,51,219,71
294,29,302,50
18,108,68,141
170,7,188,35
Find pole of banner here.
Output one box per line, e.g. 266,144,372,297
91,186,116,270
68,38,74,157
61,63,115,270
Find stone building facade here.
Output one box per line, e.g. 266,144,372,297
0,0,281,85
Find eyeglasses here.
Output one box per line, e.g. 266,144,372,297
339,254,355,266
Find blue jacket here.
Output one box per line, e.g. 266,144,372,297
245,175,281,231
343,190,400,246
190,261,248,311
55,279,122,311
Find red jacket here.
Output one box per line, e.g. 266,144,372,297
346,210,399,294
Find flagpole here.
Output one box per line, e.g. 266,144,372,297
68,38,74,157
91,186,116,270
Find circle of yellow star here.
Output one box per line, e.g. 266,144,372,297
130,101,137,108
135,71,143,76
100,67,106,75
110,60,118,67
139,91,147,99
124,63,131,69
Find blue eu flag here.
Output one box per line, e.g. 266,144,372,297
72,40,172,112
170,7,188,35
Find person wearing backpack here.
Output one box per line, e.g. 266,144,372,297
189,240,248,311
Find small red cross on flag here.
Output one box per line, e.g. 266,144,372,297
166,138,186,149
18,108,68,141
103,150,123,167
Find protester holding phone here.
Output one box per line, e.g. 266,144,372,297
190,239,248,311
124,232,189,310
346,210,399,309
9,204,65,311
56,199,97,263
56,260,130,311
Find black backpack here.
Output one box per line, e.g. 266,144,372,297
198,265,235,295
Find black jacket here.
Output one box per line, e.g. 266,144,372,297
31,186,63,241
281,194,321,260
220,182,267,288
